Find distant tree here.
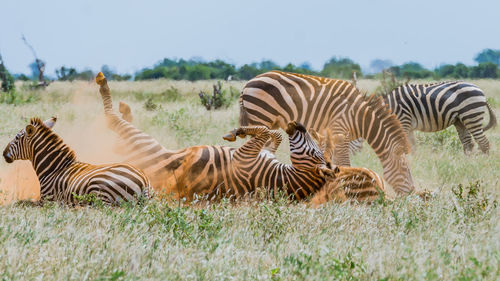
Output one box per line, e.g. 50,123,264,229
101,65,115,80
259,60,280,71
390,62,432,79
55,66,94,81
29,60,44,80
474,49,500,66
236,64,261,80
56,66,77,81
321,57,362,79
0,53,15,92
112,74,132,81
14,73,30,81
370,59,393,73
22,35,48,87
453,63,469,79
299,62,312,70
469,62,498,78
435,64,456,78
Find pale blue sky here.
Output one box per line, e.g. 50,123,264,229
1,0,499,76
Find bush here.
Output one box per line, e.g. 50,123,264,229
198,81,239,110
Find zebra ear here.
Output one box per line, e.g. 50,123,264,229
43,116,57,129
25,124,35,136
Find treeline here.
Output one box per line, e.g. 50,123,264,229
134,57,362,81
2,49,500,85
134,49,500,81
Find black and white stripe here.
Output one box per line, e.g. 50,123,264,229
383,81,497,153
214,122,331,200
2,117,151,205
239,71,414,195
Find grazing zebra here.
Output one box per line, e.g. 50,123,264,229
213,121,335,199
2,117,151,205
239,71,414,195
383,81,497,154
309,129,386,205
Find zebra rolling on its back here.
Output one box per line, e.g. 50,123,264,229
239,71,414,195
383,81,497,154
95,73,311,201
214,121,335,200
2,117,151,205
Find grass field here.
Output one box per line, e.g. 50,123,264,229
0,79,499,280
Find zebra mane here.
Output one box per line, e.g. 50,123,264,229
30,117,77,160
359,93,411,154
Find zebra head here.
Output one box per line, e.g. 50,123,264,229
383,143,414,195
286,121,328,171
3,117,57,163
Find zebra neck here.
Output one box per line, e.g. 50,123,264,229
32,134,76,182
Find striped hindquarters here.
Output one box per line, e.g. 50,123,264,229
65,163,152,205
310,166,386,206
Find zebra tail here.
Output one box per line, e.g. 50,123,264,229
484,102,497,131
238,95,249,126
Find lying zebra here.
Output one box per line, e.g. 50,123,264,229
2,117,152,205
96,73,326,201
309,129,387,205
217,121,335,199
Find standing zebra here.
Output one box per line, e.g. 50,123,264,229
214,121,335,199
2,117,151,205
239,71,414,195
383,81,497,154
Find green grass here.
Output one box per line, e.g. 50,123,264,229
0,79,499,280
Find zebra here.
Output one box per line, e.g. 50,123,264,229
2,117,152,205
213,121,336,200
382,81,497,154
95,73,293,201
239,71,414,195
309,129,386,205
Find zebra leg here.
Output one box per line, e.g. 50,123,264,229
332,132,351,166
407,130,417,151
264,130,283,154
454,122,474,154
466,124,490,154
232,126,272,159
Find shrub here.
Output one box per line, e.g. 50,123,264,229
199,81,239,110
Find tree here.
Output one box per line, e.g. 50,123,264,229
370,59,393,73
22,35,48,87
101,65,115,80
469,62,498,78
474,49,500,66
321,57,362,79
435,64,455,78
453,63,469,79
0,53,15,92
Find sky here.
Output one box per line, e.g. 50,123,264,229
1,0,499,76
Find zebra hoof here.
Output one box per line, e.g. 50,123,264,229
96,72,106,85
222,132,236,142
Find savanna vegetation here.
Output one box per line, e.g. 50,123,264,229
0,78,499,280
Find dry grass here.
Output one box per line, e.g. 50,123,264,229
0,78,499,280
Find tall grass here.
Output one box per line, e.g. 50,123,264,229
0,79,499,280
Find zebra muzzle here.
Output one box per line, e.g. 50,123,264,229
3,150,13,163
